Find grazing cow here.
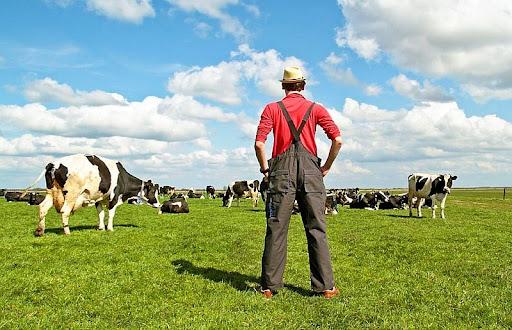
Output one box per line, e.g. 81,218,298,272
0,189,5,197
408,173,457,218
23,154,160,236
222,180,260,208
159,197,189,214
350,191,389,210
379,192,408,210
206,186,216,199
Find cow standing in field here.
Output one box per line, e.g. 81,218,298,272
222,180,260,208
408,173,457,219
23,154,160,236
206,186,216,199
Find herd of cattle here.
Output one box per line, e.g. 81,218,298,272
0,154,458,236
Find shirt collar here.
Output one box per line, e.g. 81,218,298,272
283,92,305,100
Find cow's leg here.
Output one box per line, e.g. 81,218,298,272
431,198,437,219
440,196,447,219
236,196,240,207
227,196,234,208
96,202,106,230
35,194,53,236
417,198,424,218
253,194,258,208
60,191,81,235
107,197,123,231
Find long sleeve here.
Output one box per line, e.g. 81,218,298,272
316,106,341,140
255,105,273,142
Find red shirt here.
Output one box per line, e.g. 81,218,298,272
256,93,341,158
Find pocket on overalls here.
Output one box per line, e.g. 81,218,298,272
304,170,325,193
269,169,290,194
265,193,281,221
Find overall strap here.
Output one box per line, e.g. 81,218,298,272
277,101,315,143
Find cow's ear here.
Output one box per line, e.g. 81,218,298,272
451,176,457,180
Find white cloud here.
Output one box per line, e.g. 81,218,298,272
158,94,238,122
192,21,212,38
364,84,382,96
86,0,155,24
461,84,512,103
328,98,512,166
0,97,206,142
166,0,252,41
25,77,128,106
337,0,512,102
389,74,452,102
0,134,175,158
320,52,382,96
335,25,380,60
168,63,244,105
168,44,306,104
319,53,358,86
46,0,155,23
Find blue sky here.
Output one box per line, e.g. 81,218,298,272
1,0,511,189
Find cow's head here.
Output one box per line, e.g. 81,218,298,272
434,174,458,194
143,181,160,208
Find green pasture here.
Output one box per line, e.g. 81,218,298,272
0,188,511,328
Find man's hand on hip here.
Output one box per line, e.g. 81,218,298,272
320,165,330,177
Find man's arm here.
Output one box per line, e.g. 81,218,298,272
255,141,269,177
320,136,343,177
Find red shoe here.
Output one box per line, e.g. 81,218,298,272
322,287,340,299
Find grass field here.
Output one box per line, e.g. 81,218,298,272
1,189,511,328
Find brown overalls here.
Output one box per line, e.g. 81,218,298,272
261,101,335,293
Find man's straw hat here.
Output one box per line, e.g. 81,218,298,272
280,66,306,83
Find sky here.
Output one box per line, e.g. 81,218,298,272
0,0,511,189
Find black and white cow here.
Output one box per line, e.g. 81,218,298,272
379,192,408,210
222,180,260,208
159,197,189,214
408,173,457,219
206,185,216,199
350,191,389,210
325,194,338,215
4,191,23,202
159,185,175,196
187,189,204,199
22,154,160,236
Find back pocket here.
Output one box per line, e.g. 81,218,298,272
304,170,325,193
269,170,290,193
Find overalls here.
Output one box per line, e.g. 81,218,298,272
261,101,335,293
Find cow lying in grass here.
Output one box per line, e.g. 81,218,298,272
23,154,160,236
159,198,189,214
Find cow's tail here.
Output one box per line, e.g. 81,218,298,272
20,167,47,198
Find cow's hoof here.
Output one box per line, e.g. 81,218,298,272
98,226,105,231
107,227,113,232
64,229,71,235
34,228,44,237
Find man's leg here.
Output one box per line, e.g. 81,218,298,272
261,191,296,292
296,191,335,292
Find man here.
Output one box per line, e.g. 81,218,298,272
254,66,343,299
